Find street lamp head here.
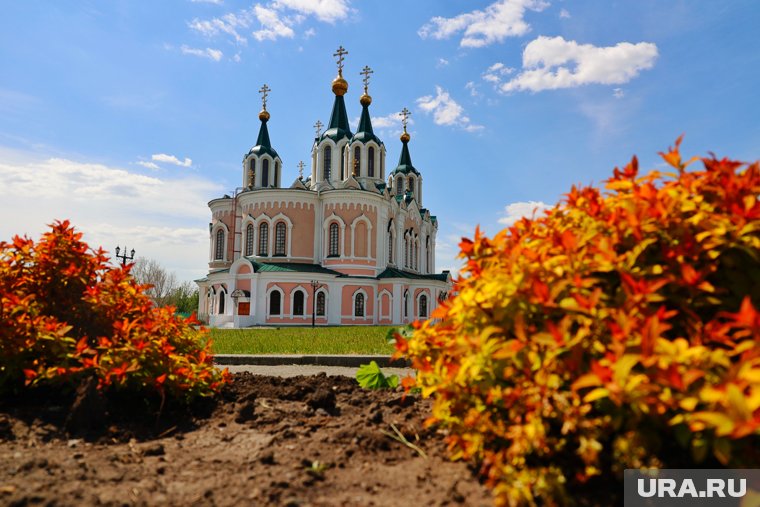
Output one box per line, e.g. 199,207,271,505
115,246,120,256
130,249,135,259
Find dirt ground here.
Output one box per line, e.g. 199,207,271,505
0,373,493,506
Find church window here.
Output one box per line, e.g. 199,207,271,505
419,294,428,318
323,146,332,180
328,222,340,257
408,176,415,196
404,290,409,319
388,232,393,264
258,222,269,256
354,292,365,317
354,146,361,177
218,290,226,314
396,177,403,196
340,145,345,180
249,159,256,187
426,236,431,273
293,290,305,316
404,236,409,268
269,290,281,316
316,291,326,316
262,159,270,187
245,223,254,256
413,240,417,270
214,229,224,260
274,222,286,256
368,147,375,177
274,161,279,187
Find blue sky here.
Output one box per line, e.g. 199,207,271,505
1,0,758,281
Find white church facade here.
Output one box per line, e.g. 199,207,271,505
196,47,451,327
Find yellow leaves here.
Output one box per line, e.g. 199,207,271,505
583,387,610,403
689,411,735,436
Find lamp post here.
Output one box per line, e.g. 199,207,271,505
310,279,324,327
114,246,135,266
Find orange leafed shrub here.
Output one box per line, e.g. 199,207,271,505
396,138,760,505
0,220,229,400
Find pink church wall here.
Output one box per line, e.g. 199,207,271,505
326,202,378,259
340,285,374,317
248,200,316,259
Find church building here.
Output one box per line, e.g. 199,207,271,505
196,47,451,327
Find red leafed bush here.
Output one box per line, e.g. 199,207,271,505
0,220,229,401
396,138,760,505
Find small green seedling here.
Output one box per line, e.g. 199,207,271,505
356,361,399,390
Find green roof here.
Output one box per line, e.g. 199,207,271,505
377,267,449,282
392,139,419,175
320,95,352,143
248,260,342,275
247,117,279,159
351,103,383,145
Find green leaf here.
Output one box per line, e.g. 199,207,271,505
356,361,397,390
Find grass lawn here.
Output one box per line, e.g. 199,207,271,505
208,326,399,355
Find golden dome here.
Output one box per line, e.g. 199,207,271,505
258,109,270,122
360,93,372,106
332,76,348,96
400,131,410,143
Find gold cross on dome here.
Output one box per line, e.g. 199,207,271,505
400,107,411,132
333,45,348,76
258,83,271,110
297,160,305,179
360,65,373,94
314,120,323,137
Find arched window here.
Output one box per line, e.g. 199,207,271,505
258,222,269,256
274,161,279,187
329,222,340,257
403,290,409,319
408,176,415,196
419,294,428,318
354,146,361,177
215,229,224,260
316,291,326,316
354,293,365,317
340,145,345,180
269,290,281,315
404,236,409,268
323,146,332,181
219,290,226,314
368,147,375,177
413,240,418,270
426,236,431,273
293,290,305,316
249,159,256,187
262,159,270,187
388,232,394,264
274,222,286,256
396,176,403,196
245,223,254,256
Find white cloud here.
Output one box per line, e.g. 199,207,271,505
152,153,193,167
482,62,515,84
465,81,479,97
188,11,252,45
303,28,316,38
180,44,224,61
613,87,625,98
436,57,450,68
559,8,570,18
501,36,658,92
419,0,549,48
272,0,351,23
416,86,484,132
190,0,223,4
252,4,297,41
498,201,551,225
137,161,160,170
0,148,222,282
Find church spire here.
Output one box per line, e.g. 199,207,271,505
321,46,352,142
394,107,417,174
351,65,382,145
247,83,278,159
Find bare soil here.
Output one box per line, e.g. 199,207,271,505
0,373,493,506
